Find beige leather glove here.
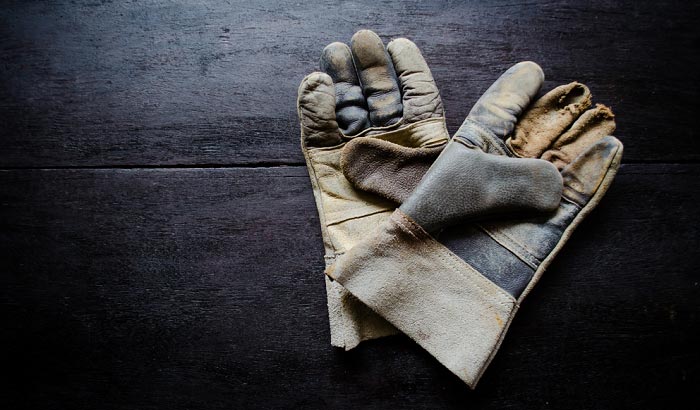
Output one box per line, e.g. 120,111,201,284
298,30,449,349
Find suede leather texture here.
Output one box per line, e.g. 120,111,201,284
327,209,518,388
298,30,449,349
344,62,566,232
327,72,624,386
434,83,622,296
442,135,623,297
328,136,622,387
341,129,445,204
400,136,562,233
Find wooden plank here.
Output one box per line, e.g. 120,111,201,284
1,164,697,408
1,0,698,167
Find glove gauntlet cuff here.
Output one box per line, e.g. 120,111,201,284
328,209,518,388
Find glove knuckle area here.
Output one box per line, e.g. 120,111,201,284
382,117,448,148
366,90,403,127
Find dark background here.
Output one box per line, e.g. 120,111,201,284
1,1,698,408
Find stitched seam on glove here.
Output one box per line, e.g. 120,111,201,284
394,210,517,307
325,207,392,226
477,224,540,269
455,119,510,156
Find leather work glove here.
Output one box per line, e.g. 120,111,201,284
327,65,623,387
298,29,449,349
298,31,563,349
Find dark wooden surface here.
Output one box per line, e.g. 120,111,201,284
1,1,698,408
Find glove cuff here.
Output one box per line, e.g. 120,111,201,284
327,209,518,388
325,275,399,350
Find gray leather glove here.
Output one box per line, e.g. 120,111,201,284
327,69,623,387
298,30,449,349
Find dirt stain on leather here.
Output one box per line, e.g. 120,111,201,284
495,314,504,328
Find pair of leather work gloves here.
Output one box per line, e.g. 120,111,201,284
297,30,623,388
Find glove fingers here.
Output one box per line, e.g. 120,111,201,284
387,38,444,123
542,104,616,170
561,135,623,206
350,30,403,127
320,42,371,136
298,72,343,148
507,82,592,158
466,61,544,139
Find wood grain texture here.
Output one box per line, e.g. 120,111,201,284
1,165,698,409
2,1,698,408
1,0,698,167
